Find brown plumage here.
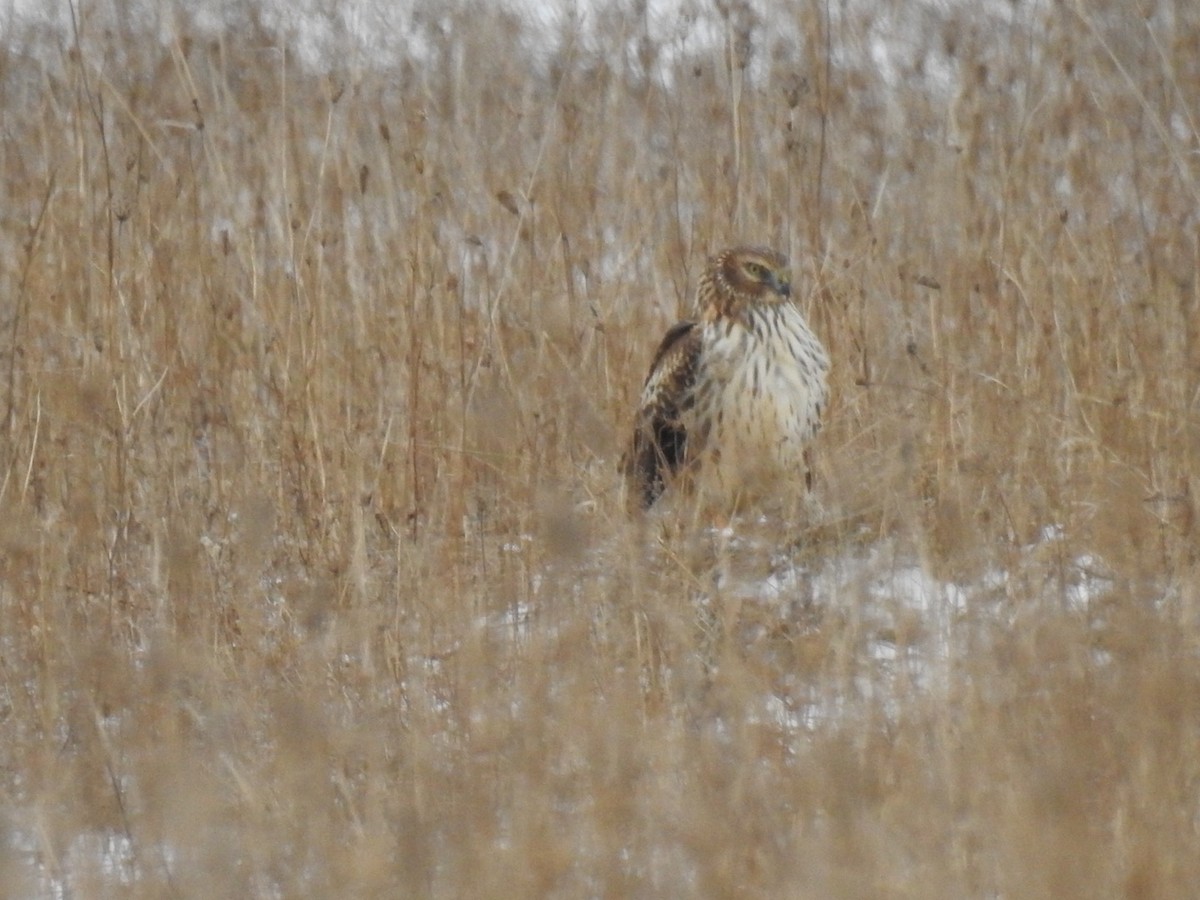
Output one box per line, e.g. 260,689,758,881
622,246,830,511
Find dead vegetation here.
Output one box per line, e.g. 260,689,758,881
1,0,1199,895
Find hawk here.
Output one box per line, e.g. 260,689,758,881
622,246,830,512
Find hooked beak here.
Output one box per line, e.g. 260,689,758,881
772,271,792,298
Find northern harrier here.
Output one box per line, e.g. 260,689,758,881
622,246,830,512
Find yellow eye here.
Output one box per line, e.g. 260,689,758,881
745,262,768,279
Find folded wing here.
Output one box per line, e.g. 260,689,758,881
621,320,703,509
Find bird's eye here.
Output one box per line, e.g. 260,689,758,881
745,262,767,279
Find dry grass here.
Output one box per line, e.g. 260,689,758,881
1,0,1199,896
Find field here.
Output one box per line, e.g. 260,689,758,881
2,0,1199,895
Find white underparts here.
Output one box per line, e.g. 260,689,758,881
689,305,830,502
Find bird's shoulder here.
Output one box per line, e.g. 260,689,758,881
639,319,703,403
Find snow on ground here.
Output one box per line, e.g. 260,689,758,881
699,520,1114,733
18,513,1118,897
466,516,1118,739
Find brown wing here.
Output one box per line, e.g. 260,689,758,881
621,320,703,508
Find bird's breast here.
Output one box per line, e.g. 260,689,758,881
691,308,829,483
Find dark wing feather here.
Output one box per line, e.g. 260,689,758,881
621,320,703,508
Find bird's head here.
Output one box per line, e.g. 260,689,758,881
706,246,792,314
